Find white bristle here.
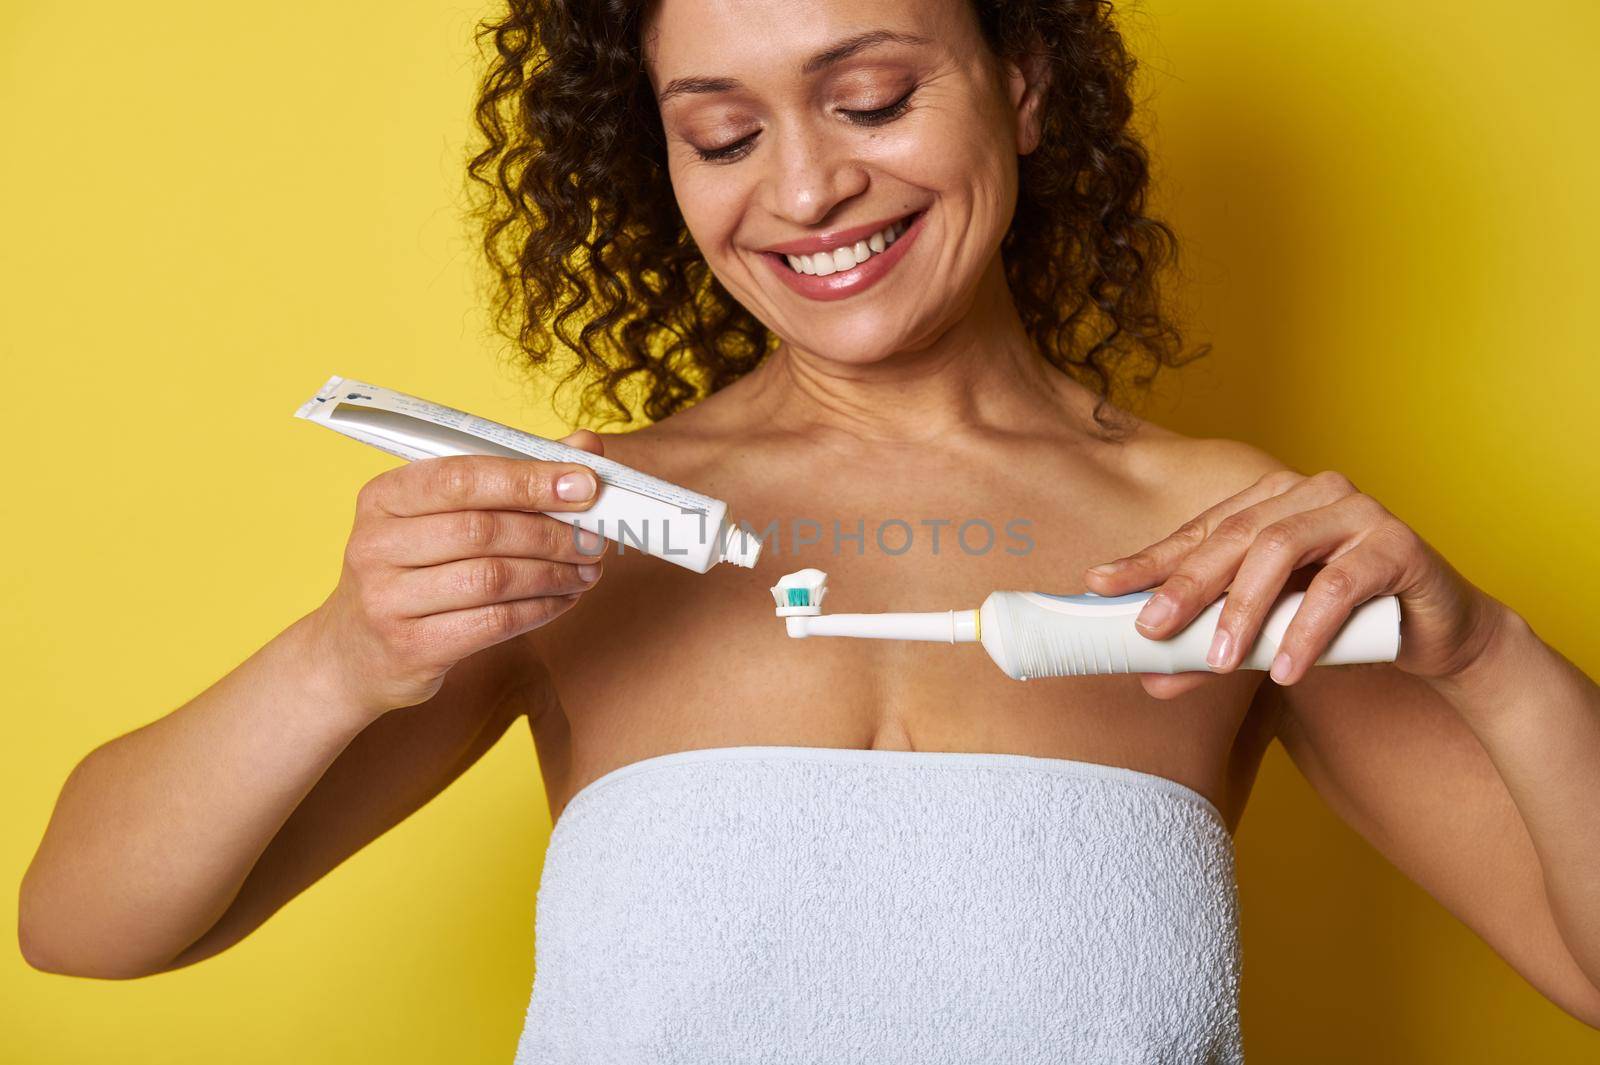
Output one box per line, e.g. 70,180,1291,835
771,568,828,616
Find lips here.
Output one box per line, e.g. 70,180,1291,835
757,206,928,302
756,209,924,257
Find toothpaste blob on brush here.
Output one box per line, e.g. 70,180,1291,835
771,569,1400,679
294,374,762,574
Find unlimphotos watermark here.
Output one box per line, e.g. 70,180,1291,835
569,508,1036,558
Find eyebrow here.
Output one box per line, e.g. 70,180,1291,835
655,29,932,106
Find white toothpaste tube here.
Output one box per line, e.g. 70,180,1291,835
294,374,762,573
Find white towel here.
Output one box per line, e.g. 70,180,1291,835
512,745,1242,1064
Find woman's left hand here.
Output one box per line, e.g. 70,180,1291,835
1082,469,1510,699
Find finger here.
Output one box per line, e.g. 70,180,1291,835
559,428,606,457
417,592,584,662
1084,469,1304,594
396,555,602,617
370,509,608,568
360,454,602,519
1137,671,1218,700
1269,544,1405,685
1129,471,1361,640
1204,492,1384,671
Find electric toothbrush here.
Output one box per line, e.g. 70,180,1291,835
770,569,1400,680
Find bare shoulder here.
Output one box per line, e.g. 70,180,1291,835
1117,419,1299,513
580,381,768,491
583,386,726,461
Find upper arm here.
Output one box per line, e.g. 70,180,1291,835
1275,663,1600,1025
1149,432,1600,1021
151,634,548,973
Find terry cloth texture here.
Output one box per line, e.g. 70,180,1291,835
513,744,1242,1064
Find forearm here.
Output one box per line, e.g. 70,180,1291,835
1432,603,1600,991
19,609,378,978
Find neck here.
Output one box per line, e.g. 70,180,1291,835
734,256,1091,447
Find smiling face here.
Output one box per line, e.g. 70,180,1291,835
642,0,1045,368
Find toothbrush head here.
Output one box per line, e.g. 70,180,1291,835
771,568,828,616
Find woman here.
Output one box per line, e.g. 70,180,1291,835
19,0,1600,1060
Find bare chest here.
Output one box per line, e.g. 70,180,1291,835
519,462,1268,824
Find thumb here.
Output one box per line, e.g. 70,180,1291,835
558,428,606,457
1138,671,1218,700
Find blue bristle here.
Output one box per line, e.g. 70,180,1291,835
788,588,808,606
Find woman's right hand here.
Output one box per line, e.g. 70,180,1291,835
310,432,610,721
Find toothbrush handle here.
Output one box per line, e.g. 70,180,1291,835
979,588,1401,679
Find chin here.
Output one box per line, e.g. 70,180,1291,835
778,327,919,368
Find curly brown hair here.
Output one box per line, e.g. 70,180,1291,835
465,0,1206,433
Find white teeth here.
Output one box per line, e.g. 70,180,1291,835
783,213,916,274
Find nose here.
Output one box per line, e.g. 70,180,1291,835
761,118,870,227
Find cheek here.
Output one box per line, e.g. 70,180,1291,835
912,105,1017,204
670,171,747,254
870,96,1011,196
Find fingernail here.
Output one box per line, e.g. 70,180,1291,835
1136,593,1174,631
1270,651,1293,684
556,471,596,501
1088,561,1124,577
577,563,601,583
574,527,605,554
1206,628,1232,669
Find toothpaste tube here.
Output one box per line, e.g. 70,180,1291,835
294,374,762,573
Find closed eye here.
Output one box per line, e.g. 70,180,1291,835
843,87,917,128
693,87,918,164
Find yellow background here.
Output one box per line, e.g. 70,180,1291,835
3,0,1597,1060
